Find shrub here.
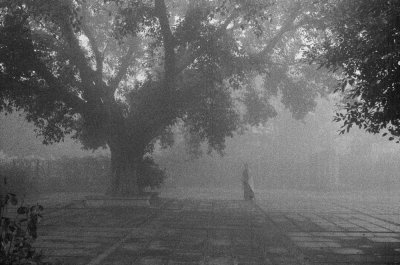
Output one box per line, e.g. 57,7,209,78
0,187,49,264
138,156,167,191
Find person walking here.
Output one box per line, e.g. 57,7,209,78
242,163,255,201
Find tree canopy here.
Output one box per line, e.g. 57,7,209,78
306,0,400,141
0,0,331,194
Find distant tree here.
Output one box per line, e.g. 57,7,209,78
305,0,400,141
0,0,327,195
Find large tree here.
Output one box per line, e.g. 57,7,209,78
306,0,400,141
0,0,326,195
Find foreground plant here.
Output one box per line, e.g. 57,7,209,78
0,178,50,265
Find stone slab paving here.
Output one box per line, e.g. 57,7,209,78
98,199,308,265
34,200,165,265
32,191,400,265
256,192,400,265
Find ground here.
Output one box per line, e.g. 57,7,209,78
32,189,400,265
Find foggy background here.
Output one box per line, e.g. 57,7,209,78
2,94,400,194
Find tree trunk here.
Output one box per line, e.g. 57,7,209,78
108,144,142,196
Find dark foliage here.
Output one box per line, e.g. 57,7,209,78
306,0,400,140
137,156,166,190
0,0,328,194
0,180,49,265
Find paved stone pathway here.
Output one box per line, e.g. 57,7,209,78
35,201,161,265
34,193,400,265
256,193,400,264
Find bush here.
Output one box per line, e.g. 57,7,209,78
0,182,50,265
138,156,166,190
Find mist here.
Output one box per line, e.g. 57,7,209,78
156,96,400,194
2,1,400,264
2,95,400,195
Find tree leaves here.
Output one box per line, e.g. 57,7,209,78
0,0,327,160
308,0,400,142
0,192,46,264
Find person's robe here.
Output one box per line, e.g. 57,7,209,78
242,166,255,200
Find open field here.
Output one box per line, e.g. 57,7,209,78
32,189,400,264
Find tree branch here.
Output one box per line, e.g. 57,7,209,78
81,1,103,78
0,59,85,114
109,39,139,92
59,25,95,82
50,0,100,100
155,0,176,88
175,10,239,75
31,59,85,112
257,1,302,59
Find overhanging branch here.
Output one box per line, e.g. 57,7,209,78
31,59,86,112
51,0,99,99
175,11,240,75
257,1,302,59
